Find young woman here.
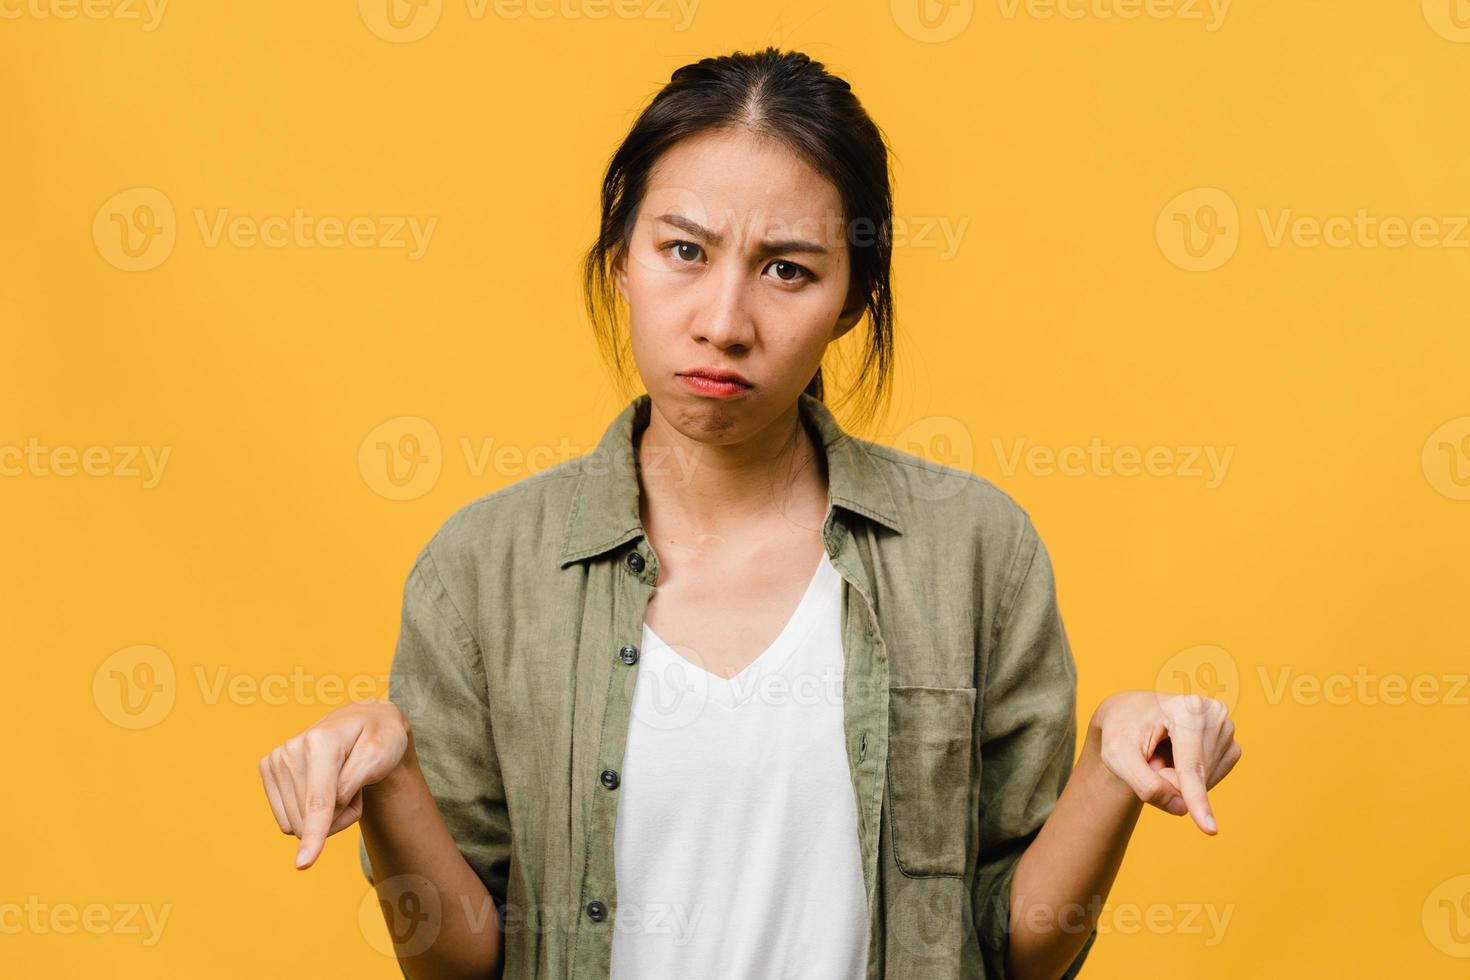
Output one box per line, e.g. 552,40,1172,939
258,47,1242,980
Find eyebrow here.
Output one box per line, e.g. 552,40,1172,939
653,212,830,257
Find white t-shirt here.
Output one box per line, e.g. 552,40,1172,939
609,549,868,979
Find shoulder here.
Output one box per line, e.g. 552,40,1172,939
857,435,1042,553
854,435,1053,638
433,455,585,546
404,453,589,599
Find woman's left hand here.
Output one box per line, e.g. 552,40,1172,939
1088,691,1243,835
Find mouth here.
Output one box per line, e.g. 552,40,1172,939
677,370,754,398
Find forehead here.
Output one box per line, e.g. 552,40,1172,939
644,127,846,233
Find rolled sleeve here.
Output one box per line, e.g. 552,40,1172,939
973,518,1097,977
358,543,511,914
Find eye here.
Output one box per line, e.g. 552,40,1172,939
658,241,814,285
765,260,815,284
659,240,704,265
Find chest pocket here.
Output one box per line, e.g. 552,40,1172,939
886,684,976,878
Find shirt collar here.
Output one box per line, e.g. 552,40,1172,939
559,391,905,567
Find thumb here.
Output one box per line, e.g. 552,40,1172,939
327,788,365,836
1153,766,1189,816
1108,742,1183,810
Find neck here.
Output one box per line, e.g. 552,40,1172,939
635,397,828,540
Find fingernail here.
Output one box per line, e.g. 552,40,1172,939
1203,813,1217,832
295,845,309,867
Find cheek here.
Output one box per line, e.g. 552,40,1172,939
623,250,690,321
761,298,841,362
761,277,847,337
625,272,681,341
625,292,685,378
622,254,668,321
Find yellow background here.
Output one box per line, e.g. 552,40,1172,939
3,0,1468,975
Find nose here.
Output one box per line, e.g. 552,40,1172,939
690,261,755,351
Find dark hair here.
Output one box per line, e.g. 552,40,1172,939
582,46,897,432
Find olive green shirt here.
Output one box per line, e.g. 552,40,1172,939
359,391,1097,979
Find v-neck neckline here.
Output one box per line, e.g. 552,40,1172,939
643,550,835,690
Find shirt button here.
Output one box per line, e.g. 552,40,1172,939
586,900,607,922
600,768,620,790
626,552,645,573
618,644,639,665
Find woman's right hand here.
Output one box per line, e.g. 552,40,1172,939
258,697,412,870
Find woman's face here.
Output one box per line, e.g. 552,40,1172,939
615,127,866,441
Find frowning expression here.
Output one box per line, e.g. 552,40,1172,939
615,126,865,436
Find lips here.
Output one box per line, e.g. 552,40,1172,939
680,370,752,387
676,371,754,399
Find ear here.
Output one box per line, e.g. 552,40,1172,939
613,246,629,302
833,283,867,340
